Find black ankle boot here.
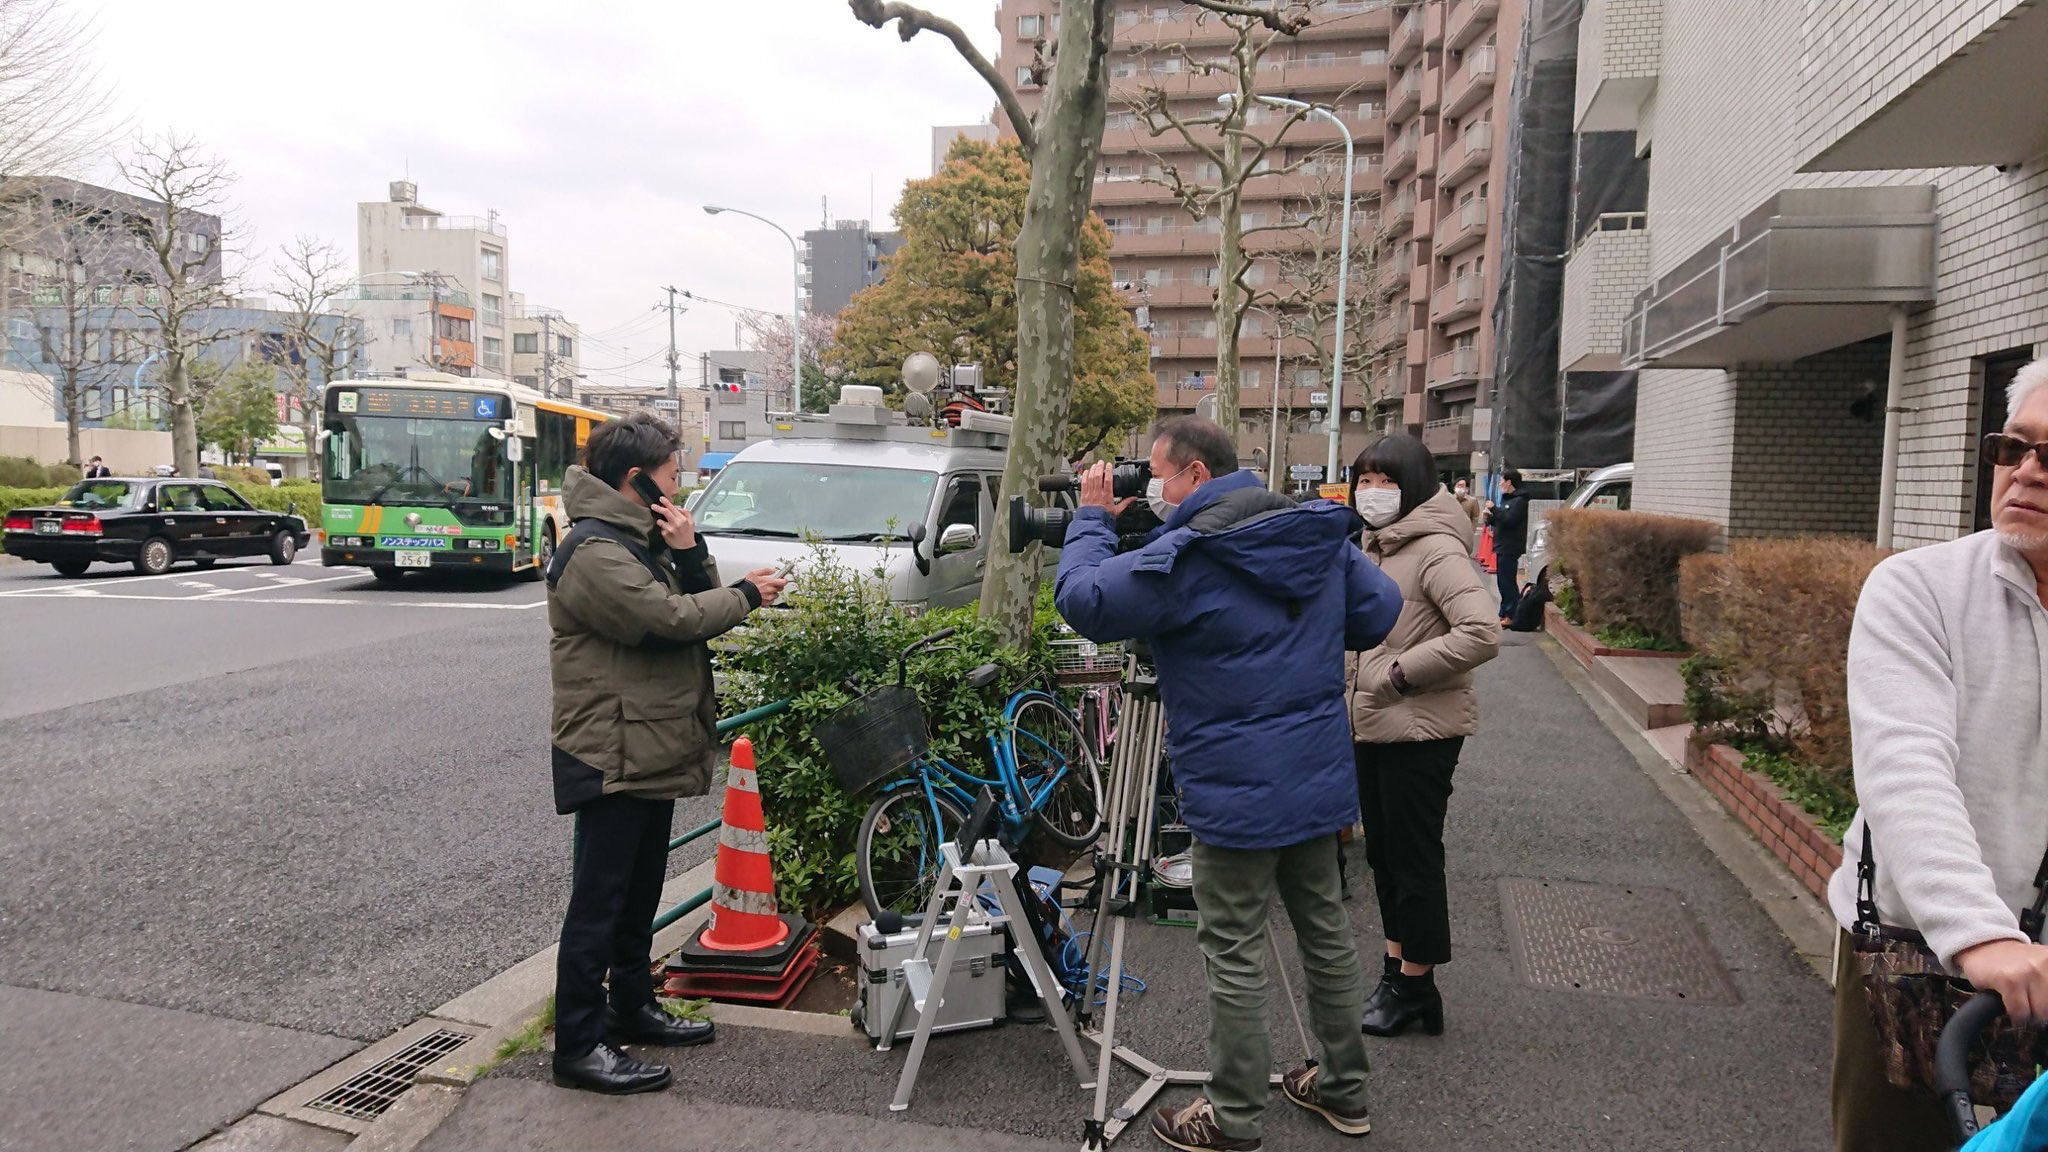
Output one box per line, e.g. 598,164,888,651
1360,970,1443,1037
1360,954,1400,1018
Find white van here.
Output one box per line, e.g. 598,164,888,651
1519,461,1633,595
687,394,1016,612
256,460,285,487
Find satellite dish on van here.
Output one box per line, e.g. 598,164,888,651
902,352,942,395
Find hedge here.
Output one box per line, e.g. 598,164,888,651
1547,508,1721,649
0,487,67,552
0,456,80,488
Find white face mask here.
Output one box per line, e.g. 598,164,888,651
1146,462,1195,521
1354,487,1404,529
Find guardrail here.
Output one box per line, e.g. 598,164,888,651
648,698,792,933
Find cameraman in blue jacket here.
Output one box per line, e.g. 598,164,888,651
1056,417,1402,1152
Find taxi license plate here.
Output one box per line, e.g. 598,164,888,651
394,551,432,568
34,520,59,534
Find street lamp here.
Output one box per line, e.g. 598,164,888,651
1219,92,1356,482
1251,305,1287,493
703,205,803,414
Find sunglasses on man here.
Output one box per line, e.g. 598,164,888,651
1982,433,2048,469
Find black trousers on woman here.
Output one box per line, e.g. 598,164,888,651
1354,737,1461,966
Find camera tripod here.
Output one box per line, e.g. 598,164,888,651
1070,660,1318,1151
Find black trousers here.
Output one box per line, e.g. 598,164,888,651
555,791,675,1059
1355,737,1461,966
1494,553,1523,620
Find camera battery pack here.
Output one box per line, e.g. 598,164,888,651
854,917,1008,1043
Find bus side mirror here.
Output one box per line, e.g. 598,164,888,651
505,438,524,463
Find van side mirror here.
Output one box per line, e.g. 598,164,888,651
938,523,979,555
907,523,931,576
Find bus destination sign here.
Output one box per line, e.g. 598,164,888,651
355,389,504,421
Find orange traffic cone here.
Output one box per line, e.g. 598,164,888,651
697,738,792,952
1476,525,1497,574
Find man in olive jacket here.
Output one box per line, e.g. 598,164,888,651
546,413,785,1095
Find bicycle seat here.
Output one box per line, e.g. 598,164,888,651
966,663,1002,690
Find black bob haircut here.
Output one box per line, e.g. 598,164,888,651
1349,434,1439,521
583,412,682,489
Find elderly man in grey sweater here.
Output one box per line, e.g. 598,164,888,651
1828,356,2048,1150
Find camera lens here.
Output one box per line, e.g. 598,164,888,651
1007,496,1073,552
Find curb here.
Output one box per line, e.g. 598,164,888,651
1537,634,1839,984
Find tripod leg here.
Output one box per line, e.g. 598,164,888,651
1083,913,1128,1151
1267,920,1315,1066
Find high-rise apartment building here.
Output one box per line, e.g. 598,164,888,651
801,220,904,315
996,0,1393,482
1563,0,2046,548
1379,0,1523,477
354,181,512,378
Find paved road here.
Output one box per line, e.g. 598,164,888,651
431,636,1834,1151
0,556,724,1151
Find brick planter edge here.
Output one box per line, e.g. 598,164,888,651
1684,738,1844,902
1544,603,1689,668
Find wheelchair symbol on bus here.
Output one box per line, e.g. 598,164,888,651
474,397,499,419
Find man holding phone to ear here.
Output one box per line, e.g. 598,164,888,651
545,412,787,1096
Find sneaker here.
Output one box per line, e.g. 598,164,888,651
1280,1063,1371,1137
1149,1096,1261,1151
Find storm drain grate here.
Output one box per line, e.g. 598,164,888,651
1500,877,1740,1006
306,1028,473,1121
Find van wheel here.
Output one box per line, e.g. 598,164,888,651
134,536,175,576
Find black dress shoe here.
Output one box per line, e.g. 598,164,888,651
1360,971,1443,1037
604,1001,716,1048
552,1042,673,1095
1360,955,1400,1019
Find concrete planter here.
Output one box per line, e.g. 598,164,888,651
1685,739,1844,902
1545,603,1689,667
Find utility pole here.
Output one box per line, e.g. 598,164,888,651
540,313,554,397
663,285,682,407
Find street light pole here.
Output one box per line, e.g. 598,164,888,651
1223,93,1356,482
703,205,803,414
1254,305,1286,493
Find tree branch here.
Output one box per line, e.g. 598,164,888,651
850,0,1036,153
1184,0,1311,35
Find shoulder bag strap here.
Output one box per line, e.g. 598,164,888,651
1861,818,2048,942
546,518,671,591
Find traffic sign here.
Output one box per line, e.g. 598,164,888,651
1309,391,1329,405
1290,464,1325,479
649,399,679,410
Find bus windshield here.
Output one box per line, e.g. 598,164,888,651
694,462,939,541
324,414,512,506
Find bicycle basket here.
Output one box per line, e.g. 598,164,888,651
1049,636,1125,685
815,685,929,794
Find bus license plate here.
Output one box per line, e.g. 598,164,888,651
394,551,432,568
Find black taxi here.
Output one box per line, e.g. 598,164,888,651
2,477,311,577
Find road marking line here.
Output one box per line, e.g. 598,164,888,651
191,573,359,599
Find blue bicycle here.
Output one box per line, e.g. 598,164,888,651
817,628,1105,918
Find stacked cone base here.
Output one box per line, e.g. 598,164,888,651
663,917,819,1007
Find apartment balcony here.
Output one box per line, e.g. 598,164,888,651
1388,67,1422,123
1428,345,1482,389
1385,131,1419,180
1439,122,1493,186
1422,64,1443,114
1390,5,1423,65
1802,0,2048,171
1423,414,1476,456
1575,0,1661,133
1377,256,1413,298
1424,0,1445,46
1446,0,1500,50
1430,274,1483,324
1374,311,1410,351
1622,186,1938,370
1560,213,1650,372
1432,198,1489,258
1444,46,1497,118
1105,228,1219,256
1125,281,1220,308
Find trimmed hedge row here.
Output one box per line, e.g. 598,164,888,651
1546,508,1722,649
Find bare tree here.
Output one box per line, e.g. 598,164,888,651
271,236,359,480
1124,3,1318,435
849,0,1300,647
17,187,129,465
738,307,839,413
0,0,110,183
117,135,242,478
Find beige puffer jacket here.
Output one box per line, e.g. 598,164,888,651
1347,486,1501,743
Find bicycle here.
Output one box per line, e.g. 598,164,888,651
817,627,1106,919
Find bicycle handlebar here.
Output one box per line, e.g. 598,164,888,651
1936,990,2005,1143
896,627,959,686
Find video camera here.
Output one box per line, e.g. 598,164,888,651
1007,460,1162,553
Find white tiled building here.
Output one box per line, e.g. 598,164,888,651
1562,0,2048,547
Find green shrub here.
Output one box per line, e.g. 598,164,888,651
0,486,66,518
714,544,1060,915
43,462,80,486
0,456,81,487
211,464,272,488
1548,508,1720,649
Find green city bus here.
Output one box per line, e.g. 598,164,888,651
319,373,614,582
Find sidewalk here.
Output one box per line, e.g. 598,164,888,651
410,634,1834,1151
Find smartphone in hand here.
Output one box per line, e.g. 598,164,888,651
630,472,668,508
774,557,798,579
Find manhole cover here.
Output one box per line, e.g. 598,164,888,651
1500,878,1739,1005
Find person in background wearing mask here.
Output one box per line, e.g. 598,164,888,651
1347,436,1500,1037
1449,478,1481,533
1482,469,1532,626
1057,417,1403,1151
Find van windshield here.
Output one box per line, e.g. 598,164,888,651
694,462,939,541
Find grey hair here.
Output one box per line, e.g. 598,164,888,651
2009,357,2048,424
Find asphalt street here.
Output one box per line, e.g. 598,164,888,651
432,637,1835,1152
0,554,724,1151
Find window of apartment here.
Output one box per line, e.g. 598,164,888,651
1243,367,1262,387
1143,267,1170,286
481,247,502,281
1194,161,1222,181
1360,49,1388,66
1017,65,1039,87
1194,265,1222,286
557,335,574,358
1147,215,1174,234
482,293,502,327
516,375,539,389
1304,51,1337,67
391,318,413,338
1105,113,1137,132
1244,264,1266,285
480,335,503,369
718,421,747,440
514,332,539,354
1018,13,1042,37
1111,59,1140,78
1295,366,1322,388
1150,56,1182,75
1454,333,1476,350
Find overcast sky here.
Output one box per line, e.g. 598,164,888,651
76,0,1002,389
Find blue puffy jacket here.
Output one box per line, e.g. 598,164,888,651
1054,470,1403,850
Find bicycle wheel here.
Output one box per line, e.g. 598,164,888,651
856,786,968,920
1007,693,1104,849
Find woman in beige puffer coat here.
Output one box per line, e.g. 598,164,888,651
1345,434,1500,1039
